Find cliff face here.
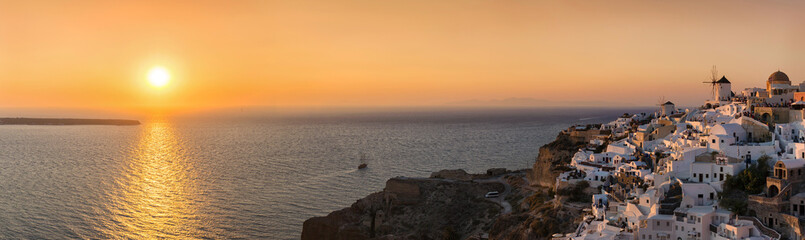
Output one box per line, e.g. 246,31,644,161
301,176,504,240
304,131,591,240
489,206,582,239
485,173,586,240
530,133,587,188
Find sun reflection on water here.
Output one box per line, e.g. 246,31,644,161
103,121,203,238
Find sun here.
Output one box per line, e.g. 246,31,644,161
147,66,170,88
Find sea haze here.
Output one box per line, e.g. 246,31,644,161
0,107,651,239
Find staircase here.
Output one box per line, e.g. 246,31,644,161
738,216,781,239
659,183,683,215
658,199,681,215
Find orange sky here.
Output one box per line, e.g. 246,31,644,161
2,0,805,113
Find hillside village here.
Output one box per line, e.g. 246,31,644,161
558,70,805,240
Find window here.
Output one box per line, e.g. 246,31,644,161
710,192,714,199
721,139,724,143
706,174,709,178
720,167,723,172
712,139,716,143
657,221,660,226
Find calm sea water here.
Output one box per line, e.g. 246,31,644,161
0,107,648,239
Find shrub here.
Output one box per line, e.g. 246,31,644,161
720,155,771,214
723,155,770,194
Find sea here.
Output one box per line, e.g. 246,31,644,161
0,107,650,239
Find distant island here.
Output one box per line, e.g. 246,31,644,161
0,118,140,126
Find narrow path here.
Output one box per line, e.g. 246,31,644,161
475,176,513,214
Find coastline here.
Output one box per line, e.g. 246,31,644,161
0,118,140,126
301,128,589,239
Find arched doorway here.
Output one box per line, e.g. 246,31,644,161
769,185,779,197
762,113,771,124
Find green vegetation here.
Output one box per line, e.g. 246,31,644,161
723,155,771,194
720,155,771,215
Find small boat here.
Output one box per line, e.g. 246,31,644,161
358,153,369,170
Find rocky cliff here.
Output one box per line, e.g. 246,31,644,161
301,175,506,240
529,132,587,188
303,131,591,240
490,132,589,240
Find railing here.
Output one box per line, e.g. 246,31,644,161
738,216,781,240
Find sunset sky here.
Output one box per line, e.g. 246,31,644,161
2,0,805,114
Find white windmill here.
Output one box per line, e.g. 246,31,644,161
657,96,674,117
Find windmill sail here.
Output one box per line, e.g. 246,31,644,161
702,65,718,100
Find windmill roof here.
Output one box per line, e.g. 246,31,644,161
716,76,730,83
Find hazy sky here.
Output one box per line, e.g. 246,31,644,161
2,0,805,113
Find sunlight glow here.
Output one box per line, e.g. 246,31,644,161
147,67,171,88
106,121,203,238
